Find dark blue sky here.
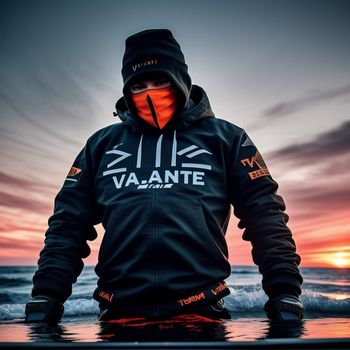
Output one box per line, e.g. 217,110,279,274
1,0,350,265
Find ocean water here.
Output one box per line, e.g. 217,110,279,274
1,265,349,319
0,265,349,342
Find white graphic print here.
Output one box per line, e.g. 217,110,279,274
103,131,212,190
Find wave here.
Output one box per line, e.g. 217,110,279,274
231,266,259,275
225,286,350,314
0,303,26,321
231,270,259,275
301,282,350,295
0,293,13,304
0,267,36,274
0,288,349,321
63,298,99,316
0,298,100,321
0,277,30,288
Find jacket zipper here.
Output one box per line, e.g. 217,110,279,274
152,190,159,317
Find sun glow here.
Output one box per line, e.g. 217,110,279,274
332,252,349,268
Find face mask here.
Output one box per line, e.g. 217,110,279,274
130,87,178,129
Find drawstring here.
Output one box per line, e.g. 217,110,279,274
147,95,160,129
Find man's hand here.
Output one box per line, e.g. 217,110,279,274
264,295,304,321
25,295,64,323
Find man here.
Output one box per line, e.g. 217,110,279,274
25,29,304,323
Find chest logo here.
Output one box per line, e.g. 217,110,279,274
102,131,212,190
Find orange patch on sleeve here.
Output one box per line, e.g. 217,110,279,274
67,166,81,177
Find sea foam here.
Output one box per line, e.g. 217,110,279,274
0,288,349,321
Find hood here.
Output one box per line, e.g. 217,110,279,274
114,85,215,133
121,29,192,116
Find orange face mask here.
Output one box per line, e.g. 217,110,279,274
130,87,178,129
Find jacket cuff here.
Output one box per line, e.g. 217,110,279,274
263,274,302,298
32,278,70,303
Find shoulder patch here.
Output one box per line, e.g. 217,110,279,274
67,166,81,177
240,151,270,180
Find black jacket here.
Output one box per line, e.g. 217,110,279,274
32,85,302,317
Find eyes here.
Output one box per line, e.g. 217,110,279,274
129,83,148,93
129,78,172,93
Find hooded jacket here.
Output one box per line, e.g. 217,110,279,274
32,85,302,318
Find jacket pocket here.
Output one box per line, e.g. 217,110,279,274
194,204,228,266
97,202,152,273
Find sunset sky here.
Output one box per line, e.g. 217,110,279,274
1,0,349,267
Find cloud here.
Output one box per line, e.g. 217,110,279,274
0,236,42,250
297,234,350,253
0,129,58,160
0,87,83,148
0,170,55,190
287,186,350,213
265,121,350,242
263,84,350,119
268,120,350,166
0,171,57,211
0,191,51,214
0,221,44,234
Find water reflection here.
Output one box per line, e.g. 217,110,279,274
98,315,228,342
303,318,350,339
263,320,305,339
99,317,305,342
28,323,72,342
2,315,349,343
26,321,99,342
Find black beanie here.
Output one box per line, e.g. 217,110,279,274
122,29,192,108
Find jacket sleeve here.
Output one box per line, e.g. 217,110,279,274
229,130,303,298
32,141,101,302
